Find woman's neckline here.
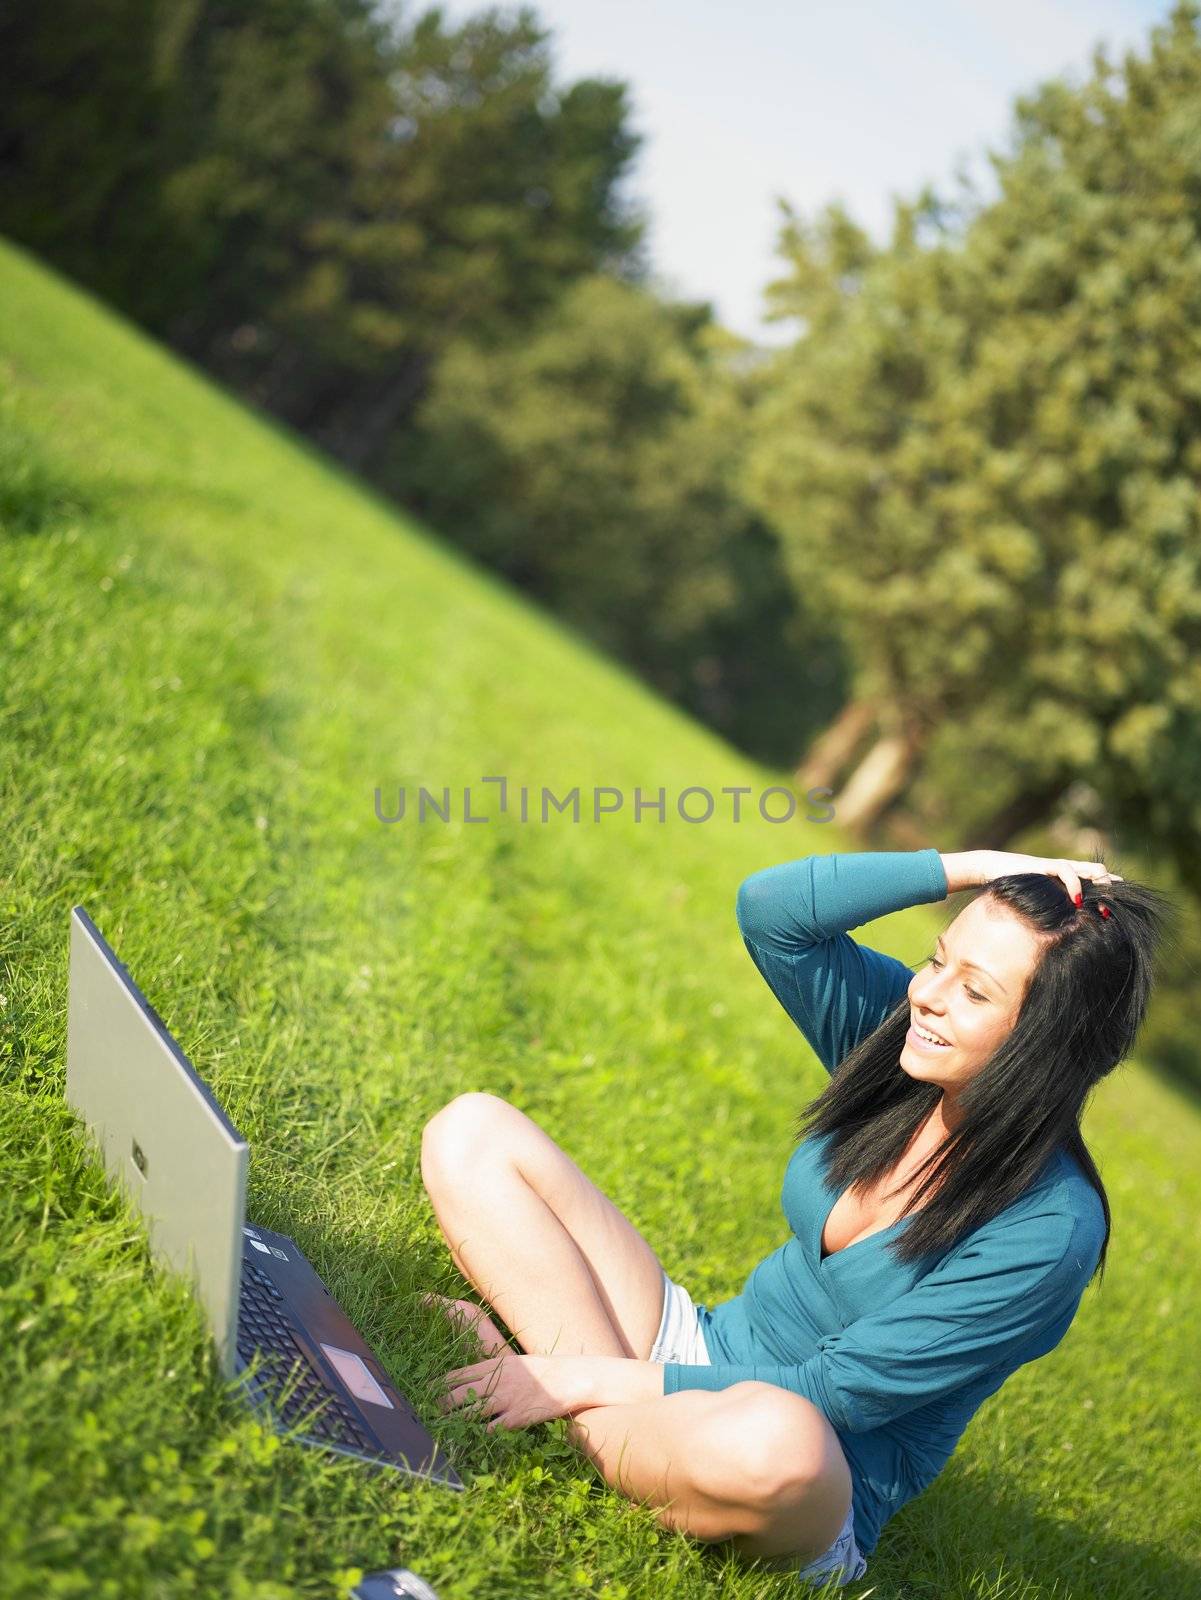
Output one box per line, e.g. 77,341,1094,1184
817,1200,909,1265
812,1126,942,1265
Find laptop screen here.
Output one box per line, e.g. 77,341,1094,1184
65,907,248,1379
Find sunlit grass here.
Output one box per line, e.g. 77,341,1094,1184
1,234,1198,1600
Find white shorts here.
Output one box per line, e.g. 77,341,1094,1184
647,1268,869,1587
648,1266,712,1365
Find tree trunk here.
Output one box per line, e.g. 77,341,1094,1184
255,341,318,420
832,733,917,835
794,699,877,795
961,781,1070,853
875,805,935,852
327,352,433,473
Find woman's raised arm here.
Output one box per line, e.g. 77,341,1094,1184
735,848,949,1077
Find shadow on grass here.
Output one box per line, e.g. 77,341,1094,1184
0,415,99,536
792,1457,1194,1600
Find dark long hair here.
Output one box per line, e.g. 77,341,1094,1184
794,857,1177,1286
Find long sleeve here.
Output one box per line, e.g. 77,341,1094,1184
735,849,948,1075
662,1205,1102,1432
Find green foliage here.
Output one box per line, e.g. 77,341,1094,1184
1,229,1199,1600
0,0,646,459
391,272,847,764
746,0,1201,879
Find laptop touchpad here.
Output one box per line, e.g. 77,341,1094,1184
320,1342,396,1409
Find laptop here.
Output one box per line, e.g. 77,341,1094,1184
64,904,463,1491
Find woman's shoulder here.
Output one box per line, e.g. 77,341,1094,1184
960,1146,1106,1283
1045,1145,1108,1264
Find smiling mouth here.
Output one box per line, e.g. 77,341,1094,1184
909,1021,952,1048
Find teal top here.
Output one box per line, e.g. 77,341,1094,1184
662,849,1106,1559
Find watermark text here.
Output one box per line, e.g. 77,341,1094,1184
374,776,835,825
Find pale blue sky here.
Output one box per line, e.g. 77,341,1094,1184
433,0,1175,345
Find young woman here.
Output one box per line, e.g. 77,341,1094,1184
420,846,1171,1586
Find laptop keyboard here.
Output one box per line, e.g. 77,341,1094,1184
237,1257,376,1453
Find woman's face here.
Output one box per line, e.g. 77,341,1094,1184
903,895,1043,1101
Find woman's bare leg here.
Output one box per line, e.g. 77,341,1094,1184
421,1092,666,1358
421,1095,853,1563
565,1381,854,1562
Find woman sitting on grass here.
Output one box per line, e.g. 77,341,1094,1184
420,847,1171,1588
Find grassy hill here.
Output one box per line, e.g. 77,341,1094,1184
1,233,1198,1600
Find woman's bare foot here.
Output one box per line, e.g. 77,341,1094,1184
421,1292,510,1357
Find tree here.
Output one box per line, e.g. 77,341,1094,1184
745,1,1201,885
0,0,649,468
389,272,846,762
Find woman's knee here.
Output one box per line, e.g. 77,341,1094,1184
421,1091,515,1188
701,1383,843,1513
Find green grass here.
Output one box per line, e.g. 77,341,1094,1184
1,231,1198,1600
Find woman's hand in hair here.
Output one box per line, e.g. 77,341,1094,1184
939,851,1123,904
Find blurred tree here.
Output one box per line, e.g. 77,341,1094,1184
0,0,174,312
746,0,1201,887
0,0,647,468
389,272,847,764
